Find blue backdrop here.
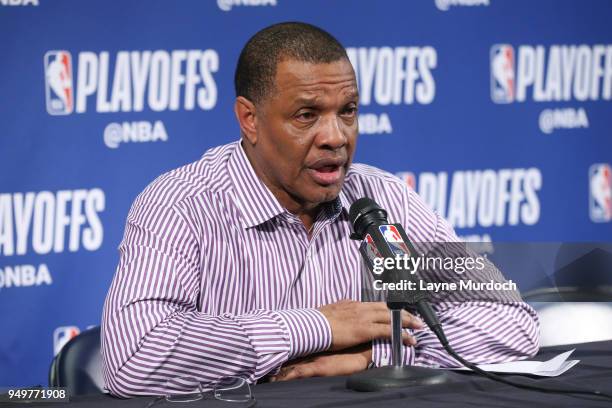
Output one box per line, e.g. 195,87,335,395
1,0,611,388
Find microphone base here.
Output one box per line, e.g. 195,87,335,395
346,365,451,392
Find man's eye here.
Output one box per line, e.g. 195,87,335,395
296,111,316,121
341,106,358,117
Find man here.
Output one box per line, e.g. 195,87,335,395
102,22,539,397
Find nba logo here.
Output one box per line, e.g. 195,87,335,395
53,326,80,355
379,225,411,256
365,233,382,257
490,44,515,104
589,163,612,222
44,50,74,115
396,172,416,190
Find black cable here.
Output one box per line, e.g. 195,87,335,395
415,300,612,401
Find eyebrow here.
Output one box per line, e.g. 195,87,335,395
292,90,360,108
345,90,360,101
293,96,319,107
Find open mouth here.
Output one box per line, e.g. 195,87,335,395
308,159,346,186
318,165,340,173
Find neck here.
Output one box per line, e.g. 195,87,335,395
297,211,317,238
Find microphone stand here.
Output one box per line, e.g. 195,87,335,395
346,301,451,392
390,308,404,367
346,198,451,391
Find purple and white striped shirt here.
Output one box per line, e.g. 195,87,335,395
101,141,539,397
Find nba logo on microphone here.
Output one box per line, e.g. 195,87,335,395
53,326,80,355
589,163,612,223
490,44,515,104
379,225,411,256
44,50,74,115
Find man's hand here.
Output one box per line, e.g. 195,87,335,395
318,300,423,351
271,344,372,382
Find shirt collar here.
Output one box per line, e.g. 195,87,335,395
228,141,351,229
337,189,351,215
228,141,285,229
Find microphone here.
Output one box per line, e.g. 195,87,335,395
349,197,447,347
345,197,451,391
347,197,612,401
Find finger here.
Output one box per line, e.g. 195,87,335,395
402,331,417,346
276,365,299,381
368,324,417,346
368,309,394,324
367,309,423,330
369,323,394,340
278,363,318,381
401,311,424,330
273,365,293,381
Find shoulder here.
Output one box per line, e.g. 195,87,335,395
131,142,236,211
343,163,440,242
345,163,406,191
343,162,411,211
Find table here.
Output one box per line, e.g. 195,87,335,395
6,340,612,408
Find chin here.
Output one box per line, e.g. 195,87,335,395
312,185,342,204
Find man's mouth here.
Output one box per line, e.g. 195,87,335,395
308,158,346,186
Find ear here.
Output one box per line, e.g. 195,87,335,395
234,96,258,145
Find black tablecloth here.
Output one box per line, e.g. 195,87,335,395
7,340,612,408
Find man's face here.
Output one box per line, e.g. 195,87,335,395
249,58,359,211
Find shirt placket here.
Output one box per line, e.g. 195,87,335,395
282,211,333,309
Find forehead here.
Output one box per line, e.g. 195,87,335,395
271,58,358,101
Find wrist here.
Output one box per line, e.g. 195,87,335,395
362,345,373,368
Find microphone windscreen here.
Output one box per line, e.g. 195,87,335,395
348,197,379,227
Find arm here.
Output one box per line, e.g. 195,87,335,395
410,300,540,367
371,190,540,368
411,211,540,367
373,300,540,368
101,198,331,397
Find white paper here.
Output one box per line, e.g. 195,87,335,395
444,349,579,377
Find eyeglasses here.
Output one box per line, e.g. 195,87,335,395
145,376,255,407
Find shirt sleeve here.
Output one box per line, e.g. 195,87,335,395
371,189,540,368
372,300,540,368
101,196,331,397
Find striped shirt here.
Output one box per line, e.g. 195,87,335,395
101,141,539,397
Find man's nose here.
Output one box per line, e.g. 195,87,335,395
316,115,347,150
